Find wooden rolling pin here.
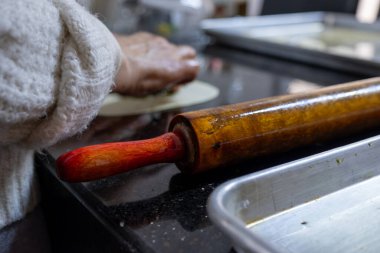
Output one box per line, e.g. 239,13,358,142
57,78,380,182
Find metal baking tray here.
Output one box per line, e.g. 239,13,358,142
208,134,380,253
201,12,380,76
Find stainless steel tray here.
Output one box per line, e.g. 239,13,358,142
201,12,380,76
207,134,380,253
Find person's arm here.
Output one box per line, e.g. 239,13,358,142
32,0,127,148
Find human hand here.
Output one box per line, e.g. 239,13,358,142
113,32,199,96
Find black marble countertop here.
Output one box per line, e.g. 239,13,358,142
36,44,380,253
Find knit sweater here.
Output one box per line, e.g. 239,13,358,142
0,0,122,229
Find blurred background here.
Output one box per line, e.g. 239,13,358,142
79,0,379,45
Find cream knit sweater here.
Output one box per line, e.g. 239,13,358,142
0,0,122,229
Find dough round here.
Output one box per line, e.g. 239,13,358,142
98,80,219,116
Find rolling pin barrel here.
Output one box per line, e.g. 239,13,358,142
169,78,380,173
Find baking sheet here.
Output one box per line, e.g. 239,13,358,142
207,134,380,253
201,12,380,76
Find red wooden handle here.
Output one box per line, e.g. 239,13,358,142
56,133,184,182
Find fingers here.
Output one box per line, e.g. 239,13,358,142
175,59,199,83
177,45,196,60
128,58,199,97
118,32,197,61
147,58,199,88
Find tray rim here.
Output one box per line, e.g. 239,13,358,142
201,12,380,76
207,134,380,253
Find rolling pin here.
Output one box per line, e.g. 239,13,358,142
57,78,380,182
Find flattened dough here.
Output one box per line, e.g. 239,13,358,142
98,80,219,116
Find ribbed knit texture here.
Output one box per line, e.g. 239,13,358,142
0,147,38,229
0,0,122,229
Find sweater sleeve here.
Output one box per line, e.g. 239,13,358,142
0,0,122,148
